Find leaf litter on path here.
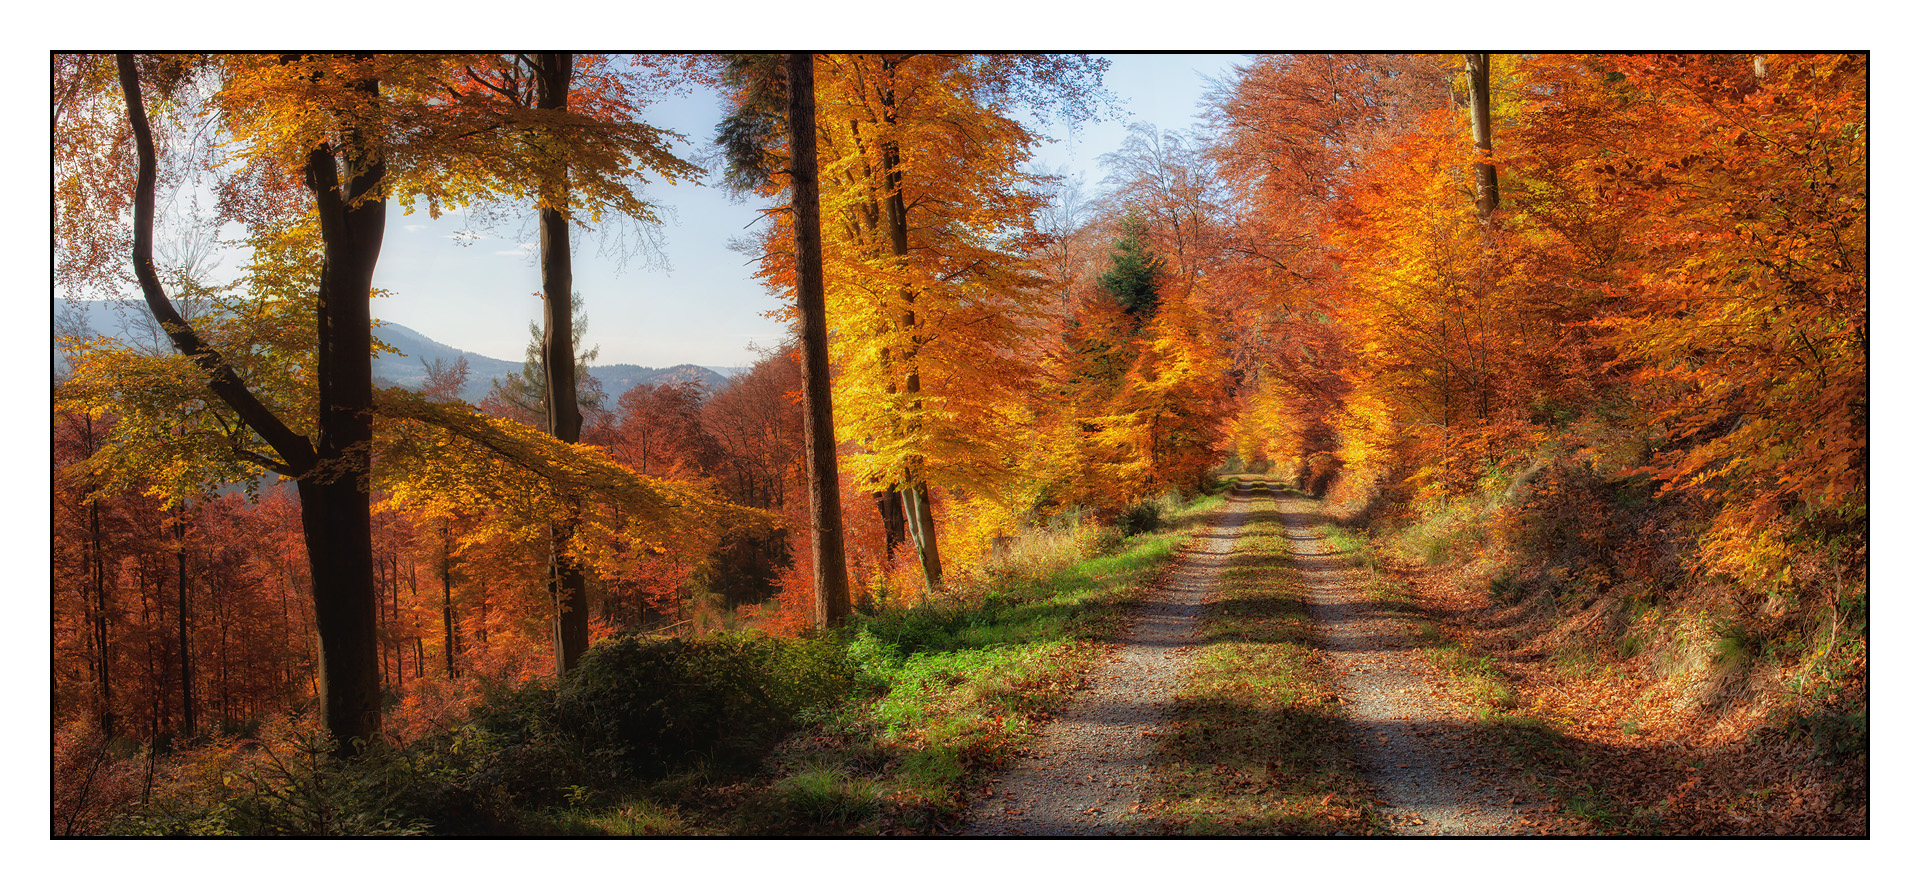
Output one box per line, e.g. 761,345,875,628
1275,492,1542,835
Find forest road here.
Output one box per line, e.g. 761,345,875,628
956,481,1254,836
1273,490,1541,835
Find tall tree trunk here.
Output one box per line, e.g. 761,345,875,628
388,553,403,689
173,509,193,738
877,55,942,593
535,51,593,675
86,417,114,737
787,51,853,629
289,58,388,751
296,476,380,749
375,552,390,687
441,523,459,679
120,53,387,752
1466,52,1498,218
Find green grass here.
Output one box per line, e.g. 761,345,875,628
1149,482,1379,836
581,489,1229,836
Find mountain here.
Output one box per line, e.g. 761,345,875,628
369,322,523,402
55,299,733,403
370,323,731,403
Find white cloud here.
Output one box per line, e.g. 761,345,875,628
403,224,428,233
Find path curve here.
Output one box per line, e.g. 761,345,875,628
959,484,1253,836
1275,491,1534,835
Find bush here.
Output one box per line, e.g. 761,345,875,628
553,633,855,775
220,733,430,837
1119,501,1162,536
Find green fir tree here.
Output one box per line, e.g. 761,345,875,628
1096,209,1166,321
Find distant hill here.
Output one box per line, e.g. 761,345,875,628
371,324,731,403
55,299,733,403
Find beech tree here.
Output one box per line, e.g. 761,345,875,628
1465,52,1499,218
787,52,856,626
716,53,854,628
735,53,1108,594
92,53,390,749
60,52,706,744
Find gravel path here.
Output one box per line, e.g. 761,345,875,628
958,483,1254,836
1273,491,1534,835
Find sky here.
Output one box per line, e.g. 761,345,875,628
365,54,1252,370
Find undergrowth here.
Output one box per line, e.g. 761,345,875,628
69,486,1226,836
1321,435,1867,836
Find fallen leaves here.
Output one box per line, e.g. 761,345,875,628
1381,553,1866,836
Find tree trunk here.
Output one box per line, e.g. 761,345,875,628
86,417,114,737
1466,52,1498,218
787,51,853,629
122,53,387,752
875,488,907,552
173,509,193,738
877,55,942,593
295,57,388,752
535,51,593,675
296,476,381,750
441,523,459,679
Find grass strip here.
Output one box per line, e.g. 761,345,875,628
1148,483,1377,836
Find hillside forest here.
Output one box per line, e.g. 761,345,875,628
52,53,1865,837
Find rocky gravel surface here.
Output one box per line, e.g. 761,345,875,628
959,484,1253,836
1273,492,1536,835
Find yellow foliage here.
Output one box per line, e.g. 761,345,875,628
374,388,777,575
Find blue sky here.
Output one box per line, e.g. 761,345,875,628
367,53,1252,369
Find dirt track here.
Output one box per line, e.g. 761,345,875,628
1272,491,1537,835
959,482,1540,836
959,483,1252,835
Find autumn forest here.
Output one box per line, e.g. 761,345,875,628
51,53,1865,838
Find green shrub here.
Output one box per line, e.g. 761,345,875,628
554,633,855,775
1711,619,1758,670
1119,501,1162,536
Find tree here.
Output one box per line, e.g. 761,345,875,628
87,53,389,750
1504,53,1865,584
803,54,1107,593
1095,209,1166,321
1200,54,1455,481
715,53,855,628
1465,53,1499,218
1061,211,1228,504
486,308,605,428
427,52,698,672
786,53,856,627
61,52,706,746
610,382,721,480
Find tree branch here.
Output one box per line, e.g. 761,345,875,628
117,53,317,477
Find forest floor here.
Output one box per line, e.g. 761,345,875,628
1376,538,1870,837
957,480,1560,836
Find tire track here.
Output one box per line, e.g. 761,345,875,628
1274,492,1534,835
959,483,1254,836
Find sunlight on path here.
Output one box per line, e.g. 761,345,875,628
1276,492,1533,836
959,484,1252,836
